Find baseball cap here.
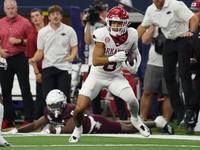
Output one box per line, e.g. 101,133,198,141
93,0,107,6
190,0,200,11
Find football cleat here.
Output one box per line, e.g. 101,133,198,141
155,116,174,135
0,136,12,147
184,124,195,135
184,110,196,124
139,124,150,137
69,126,83,143
163,123,174,135
69,136,80,143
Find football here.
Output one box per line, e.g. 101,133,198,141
125,53,136,66
190,58,198,72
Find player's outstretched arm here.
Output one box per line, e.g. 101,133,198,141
51,117,75,134
18,116,48,133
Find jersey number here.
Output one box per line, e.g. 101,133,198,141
103,62,117,71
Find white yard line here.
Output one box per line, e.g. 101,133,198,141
2,133,200,141
9,144,200,148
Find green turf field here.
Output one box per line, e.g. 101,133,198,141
1,120,200,149
2,134,200,150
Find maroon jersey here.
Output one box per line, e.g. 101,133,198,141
44,103,75,126
44,103,121,133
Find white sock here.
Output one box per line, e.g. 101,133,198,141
154,116,167,128
0,104,3,135
72,125,83,138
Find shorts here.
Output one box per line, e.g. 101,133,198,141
143,64,168,94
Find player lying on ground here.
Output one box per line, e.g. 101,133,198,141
0,57,11,147
7,89,174,135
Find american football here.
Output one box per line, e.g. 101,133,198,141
190,58,198,72
125,53,136,66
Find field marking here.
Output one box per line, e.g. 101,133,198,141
11,144,200,148
3,133,200,141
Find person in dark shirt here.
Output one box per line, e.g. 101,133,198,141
183,0,200,134
7,89,174,135
26,8,46,120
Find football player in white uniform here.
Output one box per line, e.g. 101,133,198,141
69,6,150,143
0,57,11,147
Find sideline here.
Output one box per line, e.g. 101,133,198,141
2,133,200,141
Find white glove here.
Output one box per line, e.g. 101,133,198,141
122,59,138,74
6,128,18,134
39,129,51,134
108,52,126,62
42,123,51,131
0,57,7,70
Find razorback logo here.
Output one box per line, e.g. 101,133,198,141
166,11,171,14
113,9,120,14
191,2,197,7
93,35,97,39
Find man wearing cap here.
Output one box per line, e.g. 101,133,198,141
137,0,199,128
82,0,128,120
185,0,200,134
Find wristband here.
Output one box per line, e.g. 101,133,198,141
55,127,61,134
21,39,24,45
35,72,40,75
108,56,115,62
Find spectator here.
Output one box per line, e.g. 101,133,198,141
83,0,127,120
0,0,34,129
69,6,151,143
26,8,46,119
28,5,78,103
7,89,174,135
137,0,199,126
139,25,173,122
134,38,160,120
184,0,200,134
0,58,11,147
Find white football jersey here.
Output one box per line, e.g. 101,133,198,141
91,26,138,77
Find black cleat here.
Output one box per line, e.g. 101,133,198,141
163,123,174,135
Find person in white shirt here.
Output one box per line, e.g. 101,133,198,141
69,6,150,143
140,25,172,123
29,5,78,103
137,0,199,127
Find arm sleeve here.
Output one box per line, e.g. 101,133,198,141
25,21,33,38
26,35,37,58
175,1,194,22
142,7,154,27
37,31,44,50
69,27,78,47
92,28,104,43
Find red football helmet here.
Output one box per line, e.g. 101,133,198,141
106,6,129,37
